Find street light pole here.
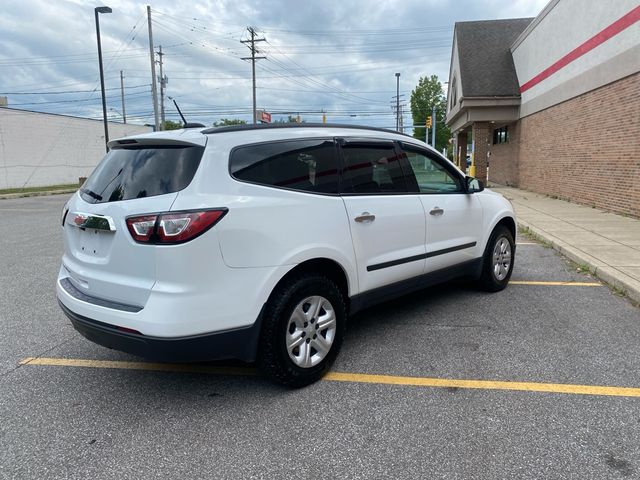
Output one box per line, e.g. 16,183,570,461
94,6,112,153
395,73,400,131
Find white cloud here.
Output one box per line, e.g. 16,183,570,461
0,0,547,128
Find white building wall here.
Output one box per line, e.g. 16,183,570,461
511,0,640,117
0,108,151,189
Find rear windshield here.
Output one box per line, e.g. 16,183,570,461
80,145,204,204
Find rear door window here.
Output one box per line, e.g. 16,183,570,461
230,139,339,193
80,145,204,204
340,142,407,194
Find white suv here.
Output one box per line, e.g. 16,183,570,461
57,124,516,386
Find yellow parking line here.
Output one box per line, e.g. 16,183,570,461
509,280,600,286
323,372,640,397
19,357,257,376
19,357,640,398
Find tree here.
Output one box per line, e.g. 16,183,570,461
410,75,450,152
213,118,247,127
274,115,304,124
162,120,182,130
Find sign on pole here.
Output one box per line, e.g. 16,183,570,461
257,110,272,123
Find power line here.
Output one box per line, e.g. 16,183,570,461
7,90,152,106
262,39,390,106
151,17,242,58
0,84,150,95
256,86,411,94
150,9,451,36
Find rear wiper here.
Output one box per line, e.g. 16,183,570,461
80,188,103,201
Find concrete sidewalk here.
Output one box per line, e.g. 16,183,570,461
493,186,640,304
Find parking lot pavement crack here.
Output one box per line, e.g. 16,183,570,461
0,333,76,383
424,324,489,329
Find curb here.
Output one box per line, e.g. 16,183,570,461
0,189,77,200
518,219,640,305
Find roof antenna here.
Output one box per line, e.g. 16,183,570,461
168,96,204,129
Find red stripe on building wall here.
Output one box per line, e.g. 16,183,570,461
519,5,640,93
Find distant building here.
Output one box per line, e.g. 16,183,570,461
0,108,150,189
446,0,640,218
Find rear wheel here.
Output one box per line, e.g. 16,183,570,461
258,273,345,387
479,226,514,292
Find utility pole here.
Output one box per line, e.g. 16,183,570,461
390,97,405,130
157,45,166,129
119,70,127,124
147,5,160,131
241,27,266,124
94,6,112,153
395,73,400,131
431,105,436,147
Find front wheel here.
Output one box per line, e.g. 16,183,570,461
478,226,515,292
258,273,346,387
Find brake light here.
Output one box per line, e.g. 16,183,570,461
126,215,157,242
126,209,227,244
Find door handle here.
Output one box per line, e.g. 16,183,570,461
354,212,376,223
429,207,444,216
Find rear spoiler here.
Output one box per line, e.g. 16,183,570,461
107,136,207,149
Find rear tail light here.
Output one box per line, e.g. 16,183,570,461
127,215,157,242
126,209,227,244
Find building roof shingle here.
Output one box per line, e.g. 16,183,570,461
456,18,533,97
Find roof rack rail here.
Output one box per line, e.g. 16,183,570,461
184,122,206,128
201,123,414,138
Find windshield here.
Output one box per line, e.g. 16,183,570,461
80,145,204,204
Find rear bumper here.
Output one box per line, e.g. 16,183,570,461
59,300,263,363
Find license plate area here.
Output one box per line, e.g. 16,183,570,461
78,228,112,258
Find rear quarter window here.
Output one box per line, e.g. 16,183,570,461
80,145,204,203
230,139,339,194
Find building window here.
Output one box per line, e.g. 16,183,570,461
493,126,509,144
450,77,457,110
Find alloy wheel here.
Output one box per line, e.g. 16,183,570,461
492,236,512,281
286,295,336,368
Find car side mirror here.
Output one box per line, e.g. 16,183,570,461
465,176,484,193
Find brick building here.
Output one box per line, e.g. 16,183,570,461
446,0,640,218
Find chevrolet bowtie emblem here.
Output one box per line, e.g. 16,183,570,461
69,213,116,232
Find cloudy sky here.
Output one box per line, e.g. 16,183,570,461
0,0,547,129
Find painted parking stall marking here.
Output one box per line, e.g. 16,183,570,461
19,357,257,377
20,357,640,398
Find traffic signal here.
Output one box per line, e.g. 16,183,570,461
426,116,432,128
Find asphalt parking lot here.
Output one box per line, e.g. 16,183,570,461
2,195,640,480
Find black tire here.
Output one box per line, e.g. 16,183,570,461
478,226,515,292
258,273,346,388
